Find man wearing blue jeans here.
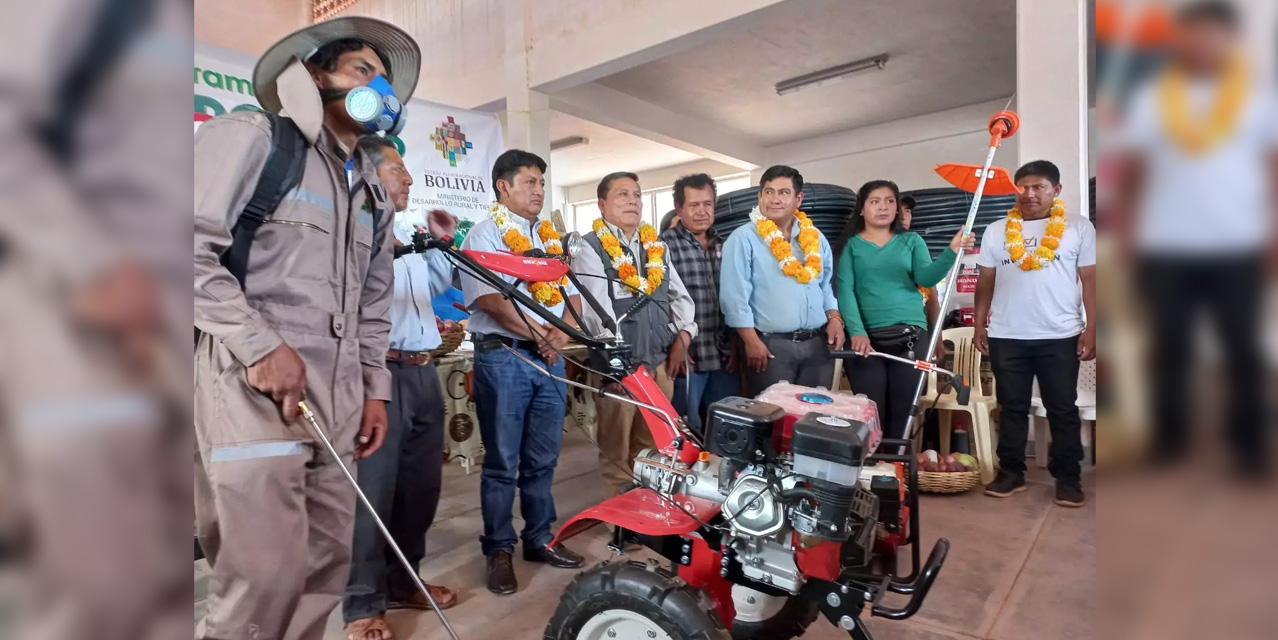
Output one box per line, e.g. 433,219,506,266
459,150,585,595
659,173,740,435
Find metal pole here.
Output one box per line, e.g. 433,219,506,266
902,142,1002,440
298,401,462,640
500,345,684,436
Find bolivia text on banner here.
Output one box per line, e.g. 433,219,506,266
194,42,504,224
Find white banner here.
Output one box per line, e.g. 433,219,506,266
194,42,503,225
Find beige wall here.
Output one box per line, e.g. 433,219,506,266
778,130,1019,193
759,98,1021,193
195,0,307,57
337,0,506,109
559,158,743,206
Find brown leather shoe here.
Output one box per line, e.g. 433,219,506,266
486,551,517,595
523,542,584,569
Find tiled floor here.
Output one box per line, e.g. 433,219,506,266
195,431,1094,639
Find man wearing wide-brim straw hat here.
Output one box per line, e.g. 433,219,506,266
194,16,419,640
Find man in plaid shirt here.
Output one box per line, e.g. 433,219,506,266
660,174,740,435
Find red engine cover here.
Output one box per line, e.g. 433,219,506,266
793,532,842,583
771,413,801,454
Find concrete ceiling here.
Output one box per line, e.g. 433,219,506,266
596,0,1017,146
548,113,704,188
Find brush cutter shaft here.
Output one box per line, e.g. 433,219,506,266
907,131,1007,432
830,349,950,376
298,401,462,640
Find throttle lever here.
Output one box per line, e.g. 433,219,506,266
617,293,652,325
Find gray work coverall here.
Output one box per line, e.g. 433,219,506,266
193,110,395,640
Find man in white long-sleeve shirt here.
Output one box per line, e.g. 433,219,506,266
342,136,458,640
573,171,698,497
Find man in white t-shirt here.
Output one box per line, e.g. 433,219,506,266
975,160,1097,507
1115,1,1273,478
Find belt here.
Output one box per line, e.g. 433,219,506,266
760,325,827,342
472,333,540,352
387,349,433,365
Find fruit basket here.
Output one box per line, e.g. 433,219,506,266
429,322,466,359
917,451,981,494
918,468,981,494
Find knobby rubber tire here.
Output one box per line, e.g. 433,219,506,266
544,560,729,640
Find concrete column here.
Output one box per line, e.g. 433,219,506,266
1016,0,1090,218
502,0,555,216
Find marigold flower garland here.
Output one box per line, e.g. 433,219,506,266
1005,199,1067,271
591,219,666,295
1158,55,1248,155
491,203,567,306
750,207,822,284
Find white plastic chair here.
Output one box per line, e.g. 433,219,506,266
1031,359,1097,467
915,327,999,483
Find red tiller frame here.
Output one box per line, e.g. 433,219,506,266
459,248,702,466
462,248,572,284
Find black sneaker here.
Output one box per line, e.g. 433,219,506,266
984,471,1027,498
1054,480,1085,508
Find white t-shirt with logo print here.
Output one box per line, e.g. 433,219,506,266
977,215,1096,340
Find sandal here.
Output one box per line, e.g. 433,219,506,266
389,584,458,610
345,615,394,640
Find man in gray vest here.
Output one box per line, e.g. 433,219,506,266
574,172,698,497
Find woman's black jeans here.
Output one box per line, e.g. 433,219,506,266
845,335,926,440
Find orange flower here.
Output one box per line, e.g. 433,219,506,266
1005,201,1067,270
644,271,662,294
593,218,666,294
754,209,821,284
530,283,554,303
537,221,564,254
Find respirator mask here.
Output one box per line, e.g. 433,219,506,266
320,74,406,136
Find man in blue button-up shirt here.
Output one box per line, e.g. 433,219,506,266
343,137,459,636
719,165,846,396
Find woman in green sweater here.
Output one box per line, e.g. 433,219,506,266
835,180,973,438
